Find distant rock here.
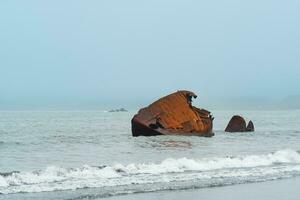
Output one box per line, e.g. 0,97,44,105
225,115,254,132
109,108,128,112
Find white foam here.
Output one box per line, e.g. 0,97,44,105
113,149,300,174
0,176,9,187
1,149,300,195
3,165,120,187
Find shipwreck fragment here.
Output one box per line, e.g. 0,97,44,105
225,115,254,132
246,120,254,132
131,90,214,137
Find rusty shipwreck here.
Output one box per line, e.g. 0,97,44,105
131,90,214,137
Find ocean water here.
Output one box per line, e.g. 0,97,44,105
0,110,300,199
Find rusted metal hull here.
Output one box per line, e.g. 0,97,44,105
131,90,214,137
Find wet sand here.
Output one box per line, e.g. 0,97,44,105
107,177,300,200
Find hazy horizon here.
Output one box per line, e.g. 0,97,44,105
1,1,300,110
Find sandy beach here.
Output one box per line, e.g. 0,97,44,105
107,177,300,200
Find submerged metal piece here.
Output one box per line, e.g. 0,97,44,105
131,90,214,137
225,115,254,132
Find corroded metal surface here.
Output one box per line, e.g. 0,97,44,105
225,115,254,132
131,90,214,137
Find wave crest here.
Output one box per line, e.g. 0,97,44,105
1,149,300,195
113,149,300,174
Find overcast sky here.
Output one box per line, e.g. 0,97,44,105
1,1,299,109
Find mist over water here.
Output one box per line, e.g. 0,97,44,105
1,1,300,110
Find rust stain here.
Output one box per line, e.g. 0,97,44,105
131,90,214,137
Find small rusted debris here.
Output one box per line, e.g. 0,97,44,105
246,120,254,132
131,90,214,137
225,115,254,132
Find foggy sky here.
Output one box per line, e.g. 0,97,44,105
1,1,300,109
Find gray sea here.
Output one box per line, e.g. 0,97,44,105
1,110,300,199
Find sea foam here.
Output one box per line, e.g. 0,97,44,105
113,149,300,174
1,149,300,195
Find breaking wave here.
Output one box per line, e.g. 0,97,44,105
1,149,300,196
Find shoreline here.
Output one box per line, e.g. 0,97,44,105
107,177,300,200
